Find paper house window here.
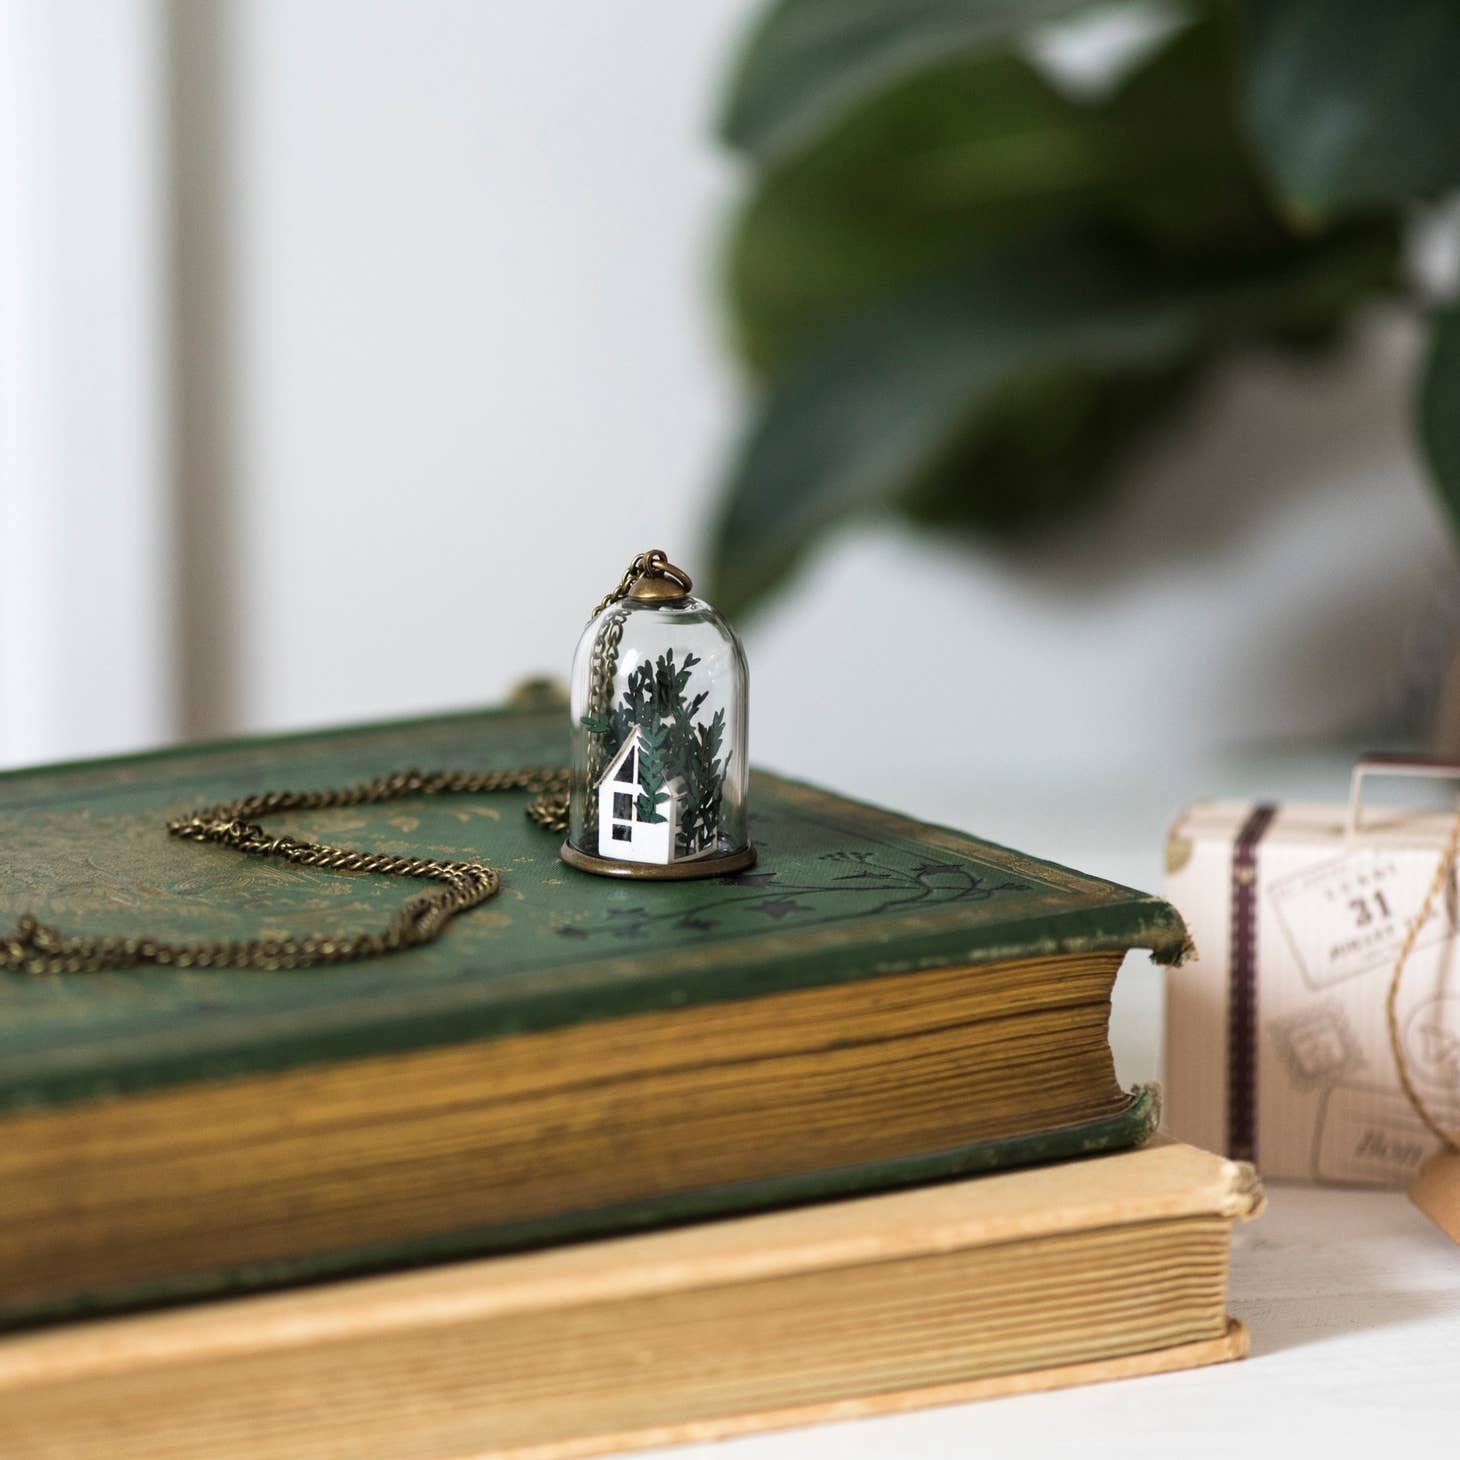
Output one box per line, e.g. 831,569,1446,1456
566,584,750,873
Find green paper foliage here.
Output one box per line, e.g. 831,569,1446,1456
583,651,729,855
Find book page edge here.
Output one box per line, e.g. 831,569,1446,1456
494,1321,1250,1460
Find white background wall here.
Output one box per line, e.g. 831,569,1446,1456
0,0,172,764
3,0,1456,826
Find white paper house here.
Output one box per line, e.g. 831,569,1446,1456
595,727,685,865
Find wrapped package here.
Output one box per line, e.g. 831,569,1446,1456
1164,757,1460,1186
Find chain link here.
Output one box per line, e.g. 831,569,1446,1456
2,767,570,977
581,547,673,841
588,548,667,622
1,552,663,978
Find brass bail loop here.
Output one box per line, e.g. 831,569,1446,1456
628,550,693,603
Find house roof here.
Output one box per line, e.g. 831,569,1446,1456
595,727,642,788
594,727,685,798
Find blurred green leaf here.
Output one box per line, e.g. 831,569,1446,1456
904,214,1401,534
1242,0,1460,220
727,51,1082,369
719,0,1096,161
727,9,1317,371
1420,306,1460,536
711,219,1400,614
901,353,1215,534
713,1,1409,613
709,243,1202,615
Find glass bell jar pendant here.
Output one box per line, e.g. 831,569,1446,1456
561,550,754,880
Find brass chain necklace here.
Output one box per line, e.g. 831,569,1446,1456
1,551,671,978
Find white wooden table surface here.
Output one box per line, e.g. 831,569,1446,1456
651,748,1460,1457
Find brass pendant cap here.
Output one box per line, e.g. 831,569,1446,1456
627,559,693,602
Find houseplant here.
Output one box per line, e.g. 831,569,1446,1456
709,0,1460,619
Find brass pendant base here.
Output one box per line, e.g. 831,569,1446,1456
559,842,757,881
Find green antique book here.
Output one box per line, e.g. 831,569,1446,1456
0,704,1188,1329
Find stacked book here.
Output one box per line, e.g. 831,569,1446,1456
0,706,1260,1458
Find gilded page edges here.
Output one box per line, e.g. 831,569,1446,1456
0,1153,1255,1397
503,1323,1252,1460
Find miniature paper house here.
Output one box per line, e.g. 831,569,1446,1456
595,727,687,866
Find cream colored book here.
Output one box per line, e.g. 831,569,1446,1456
0,1140,1261,1460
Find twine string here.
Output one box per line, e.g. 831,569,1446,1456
1386,802,1460,1154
